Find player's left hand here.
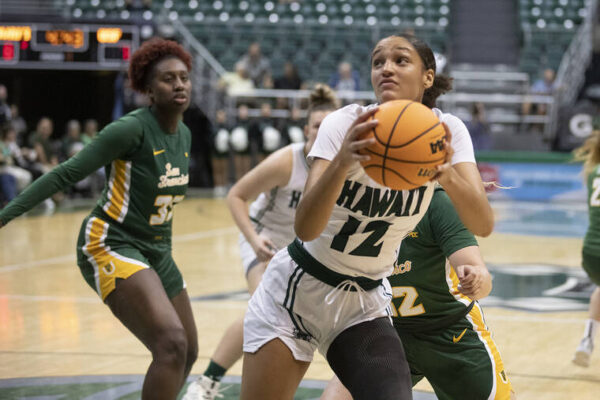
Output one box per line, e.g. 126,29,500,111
432,123,457,186
455,264,490,300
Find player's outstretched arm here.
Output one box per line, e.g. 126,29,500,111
436,123,494,237
226,145,293,260
0,118,142,227
449,246,492,300
295,109,378,241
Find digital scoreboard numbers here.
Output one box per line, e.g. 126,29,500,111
0,23,139,69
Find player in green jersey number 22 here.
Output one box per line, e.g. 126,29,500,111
321,188,516,400
0,38,198,400
572,130,600,368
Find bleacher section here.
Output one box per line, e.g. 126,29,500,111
518,0,589,77
63,0,454,90
60,0,592,85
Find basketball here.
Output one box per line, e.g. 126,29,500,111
360,100,447,190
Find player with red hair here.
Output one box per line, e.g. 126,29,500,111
0,37,197,399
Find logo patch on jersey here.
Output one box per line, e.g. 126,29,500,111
158,163,189,188
407,231,418,238
392,260,412,275
499,370,509,384
153,148,166,156
452,328,467,343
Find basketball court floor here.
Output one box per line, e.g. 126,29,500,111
0,196,598,399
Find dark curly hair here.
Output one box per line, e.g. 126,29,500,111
128,37,193,93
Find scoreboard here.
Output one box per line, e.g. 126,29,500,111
0,23,139,70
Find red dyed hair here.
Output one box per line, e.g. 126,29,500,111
128,37,193,92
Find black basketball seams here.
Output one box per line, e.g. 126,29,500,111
363,147,445,164
371,125,387,146
381,101,413,186
386,122,443,149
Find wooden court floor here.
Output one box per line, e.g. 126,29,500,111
0,197,599,399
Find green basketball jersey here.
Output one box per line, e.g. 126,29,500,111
389,188,478,331
91,108,190,241
584,165,600,254
0,107,191,243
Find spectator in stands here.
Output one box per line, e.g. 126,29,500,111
9,104,26,141
465,102,492,151
2,125,40,179
211,109,231,194
61,120,84,160
1,130,19,203
280,106,304,146
82,119,99,146
0,84,11,127
531,68,557,95
256,102,282,161
231,104,253,180
79,119,104,197
238,42,271,88
0,126,32,194
262,71,274,89
328,61,360,92
219,61,255,97
274,62,303,90
522,68,557,131
0,172,16,206
274,61,303,110
29,117,58,173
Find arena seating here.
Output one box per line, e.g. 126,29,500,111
518,0,589,76
60,0,591,86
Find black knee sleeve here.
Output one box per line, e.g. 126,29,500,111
327,317,412,400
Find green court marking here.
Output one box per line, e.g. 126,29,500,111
0,376,437,399
0,381,126,399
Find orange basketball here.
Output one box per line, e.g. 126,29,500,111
360,99,447,190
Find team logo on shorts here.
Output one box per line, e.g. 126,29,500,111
102,261,116,275
499,370,509,384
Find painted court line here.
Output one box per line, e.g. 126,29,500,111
0,227,238,273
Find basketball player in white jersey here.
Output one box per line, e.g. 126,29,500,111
241,35,494,400
182,85,339,400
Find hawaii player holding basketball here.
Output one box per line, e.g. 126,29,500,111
0,38,198,399
241,34,493,400
182,85,339,400
572,130,600,367
321,188,516,400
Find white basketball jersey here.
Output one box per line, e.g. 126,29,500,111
305,103,476,280
249,142,308,250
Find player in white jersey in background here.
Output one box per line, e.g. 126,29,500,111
240,34,494,400
183,84,339,400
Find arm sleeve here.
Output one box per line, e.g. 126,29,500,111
0,116,143,225
429,190,478,257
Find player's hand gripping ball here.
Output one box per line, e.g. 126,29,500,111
359,100,447,190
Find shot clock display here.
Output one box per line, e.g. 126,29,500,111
0,23,139,69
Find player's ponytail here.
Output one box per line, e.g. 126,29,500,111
396,34,453,109
573,130,600,176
